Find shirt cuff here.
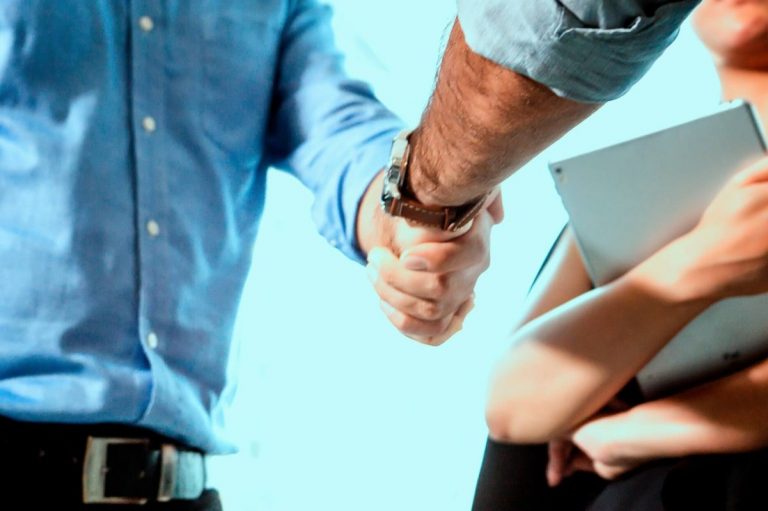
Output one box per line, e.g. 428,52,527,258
312,125,401,264
457,0,699,103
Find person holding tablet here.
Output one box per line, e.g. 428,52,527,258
473,1,768,509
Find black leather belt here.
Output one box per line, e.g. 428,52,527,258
0,418,206,505
82,436,206,504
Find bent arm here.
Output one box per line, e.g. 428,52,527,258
576,356,768,464
486,233,712,444
488,157,768,444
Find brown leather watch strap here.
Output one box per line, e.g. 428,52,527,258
381,130,489,231
384,191,489,231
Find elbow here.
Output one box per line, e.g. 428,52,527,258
485,403,522,443
485,399,566,445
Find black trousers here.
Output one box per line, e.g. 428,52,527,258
472,438,768,511
24,490,225,511
1,471,223,510
75,490,222,511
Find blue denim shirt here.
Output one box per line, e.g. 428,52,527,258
0,1,401,453
458,0,701,102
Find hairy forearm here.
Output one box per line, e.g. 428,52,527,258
486,274,711,444
582,357,768,463
408,20,598,207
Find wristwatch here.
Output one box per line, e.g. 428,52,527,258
380,130,488,231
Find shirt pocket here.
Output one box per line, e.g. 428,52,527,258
200,2,282,159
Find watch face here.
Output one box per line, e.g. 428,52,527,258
382,165,401,201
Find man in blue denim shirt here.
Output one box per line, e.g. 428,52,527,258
0,0,698,509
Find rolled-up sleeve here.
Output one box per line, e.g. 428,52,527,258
266,0,403,262
457,0,700,102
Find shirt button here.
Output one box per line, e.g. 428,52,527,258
139,16,154,32
147,332,159,350
142,116,157,133
146,220,160,237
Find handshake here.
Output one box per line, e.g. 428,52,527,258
360,172,504,346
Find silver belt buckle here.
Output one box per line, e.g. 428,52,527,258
82,436,178,505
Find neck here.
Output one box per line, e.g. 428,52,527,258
717,65,768,127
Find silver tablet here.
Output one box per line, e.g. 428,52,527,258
549,101,768,399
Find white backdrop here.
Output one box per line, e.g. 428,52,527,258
208,2,721,510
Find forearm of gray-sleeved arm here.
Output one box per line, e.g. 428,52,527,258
457,0,700,102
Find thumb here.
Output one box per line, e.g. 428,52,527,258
546,440,572,487
392,219,465,256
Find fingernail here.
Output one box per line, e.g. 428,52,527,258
404,256,428,271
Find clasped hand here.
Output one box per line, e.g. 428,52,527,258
367,190,503,345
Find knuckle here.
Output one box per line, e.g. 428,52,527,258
426,249,456,274
417,300,444,321
425,274,450,298
378,268,395,287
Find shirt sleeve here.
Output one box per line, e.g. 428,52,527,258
265,0,403,263
457,0,700,103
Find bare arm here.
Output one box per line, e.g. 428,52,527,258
408,21,598,207
570,356,768,479
486,233,710,444
487,157,768,444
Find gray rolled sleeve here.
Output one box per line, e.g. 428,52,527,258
457,0,700,102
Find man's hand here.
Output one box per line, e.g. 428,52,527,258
357,171,503,345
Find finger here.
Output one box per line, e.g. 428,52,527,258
400,215,491,273
368,264,453,322
369,247,476,302
378,299,453,340
593,461,629,481
563,451,597,477
546,440,572,487
419,295,475,346
391,216,469,255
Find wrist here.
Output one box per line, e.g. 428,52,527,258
405,128,440,206
574,414,628,465
407,125,488,208
382,130,489,232
624,235,718,308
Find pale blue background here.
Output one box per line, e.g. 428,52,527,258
208,2,721,509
